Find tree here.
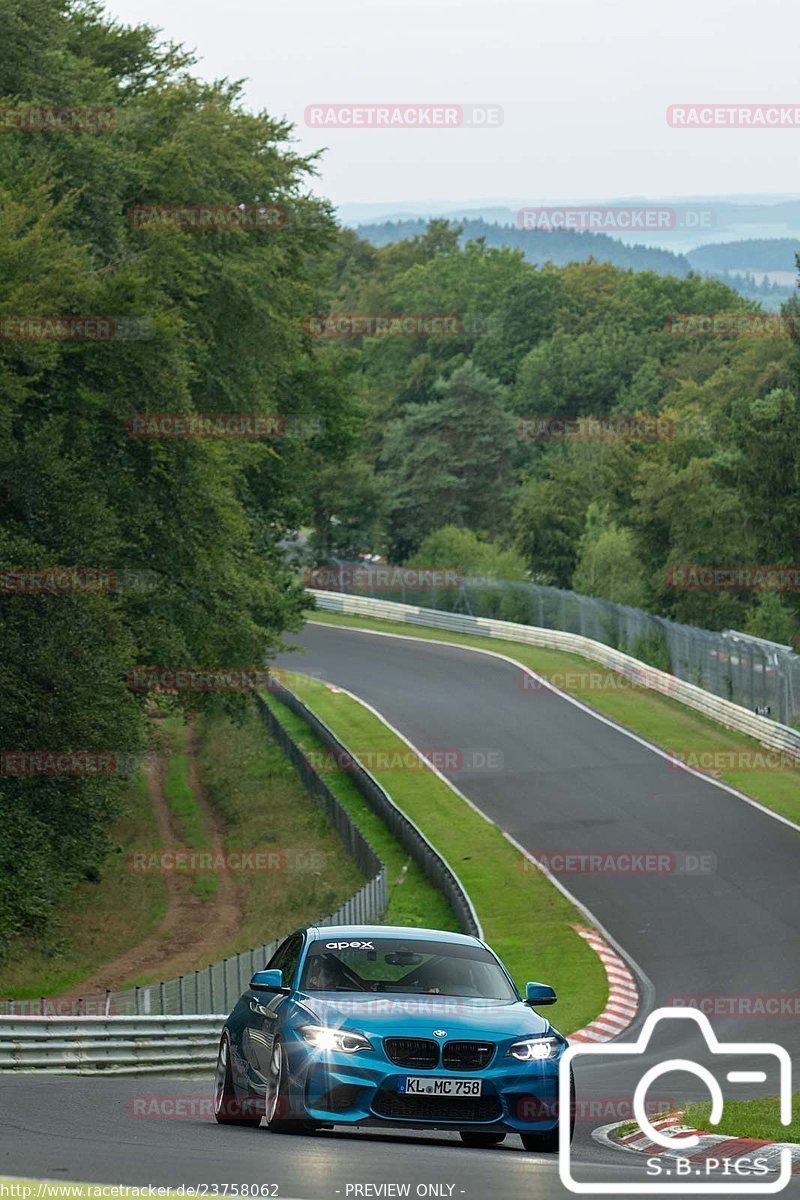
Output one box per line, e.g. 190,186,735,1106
380,362,516,560
0,0,355,954
571,504,648,606
744,592,797,648
406,527,527,581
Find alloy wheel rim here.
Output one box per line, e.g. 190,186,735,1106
265,1041,282,1122
213,1037,228,1114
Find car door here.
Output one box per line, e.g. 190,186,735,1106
244,932,304,1083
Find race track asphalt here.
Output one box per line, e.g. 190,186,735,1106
3,620,799,1198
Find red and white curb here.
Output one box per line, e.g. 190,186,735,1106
595,1112,800,1175
567,926,640,1042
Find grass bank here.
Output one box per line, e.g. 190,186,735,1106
264,672,607,1036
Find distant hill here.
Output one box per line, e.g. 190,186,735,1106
356,218,692,275
687,238,799,273
355,219,798,309
344,197,800,247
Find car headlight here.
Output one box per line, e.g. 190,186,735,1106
299,1025,373,1053
507,1035,561,1062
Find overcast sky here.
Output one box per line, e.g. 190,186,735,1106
107,0,800,212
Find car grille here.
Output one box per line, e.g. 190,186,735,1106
384,1037,439,1069
442,1040,495,1070
373,1091,502,1123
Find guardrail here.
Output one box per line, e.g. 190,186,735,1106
310,590,800,758
263,679,482,938
0,1015,226,1074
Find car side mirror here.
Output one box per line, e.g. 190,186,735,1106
250,969,290,994
525,981,557,1006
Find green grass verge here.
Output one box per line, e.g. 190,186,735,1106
683,1095,800,1142
260,694,459,933
306,611,800,827
263,672,607,1036
159,717,216,900
1,771,168,999
195,706,364,956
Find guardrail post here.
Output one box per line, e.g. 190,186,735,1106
105,990,111,1018
135,986,140,1016
208,964,214,1012
159,982,165,1015
178,975,185,1014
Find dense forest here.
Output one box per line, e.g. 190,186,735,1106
1,0,799,957
0,0,357,954
308,221,800,649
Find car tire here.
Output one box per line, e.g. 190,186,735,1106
459,1131,506,1147
214,1033,262,1125
264,1038,319,1135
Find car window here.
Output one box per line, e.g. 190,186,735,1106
299,937,517,1000
266,932,304,986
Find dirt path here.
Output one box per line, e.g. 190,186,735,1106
57,723,243,1000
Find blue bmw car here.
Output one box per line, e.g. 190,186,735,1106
214,924,574,1150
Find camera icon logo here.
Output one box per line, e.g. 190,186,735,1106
559,1006,792,1194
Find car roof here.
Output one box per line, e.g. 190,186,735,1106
304,924,485,948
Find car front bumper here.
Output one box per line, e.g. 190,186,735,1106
287,1042,565,1133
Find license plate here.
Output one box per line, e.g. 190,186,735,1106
399,1076,482,1097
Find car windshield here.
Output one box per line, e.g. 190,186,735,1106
299,937,517,1000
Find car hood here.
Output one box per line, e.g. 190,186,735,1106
295,992,553,1039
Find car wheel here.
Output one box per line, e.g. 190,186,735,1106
264,1038,318,1134
459,1131,506,1147
214,1033,262,1125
